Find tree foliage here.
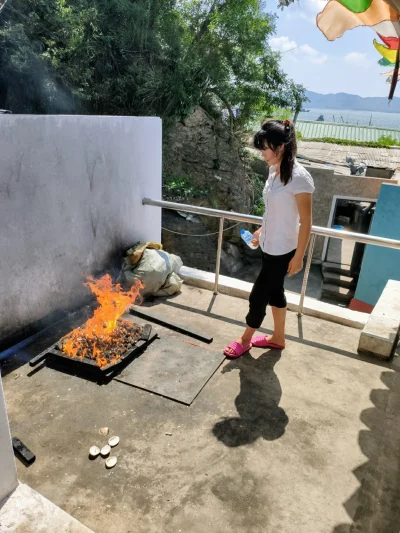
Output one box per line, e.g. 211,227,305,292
276,0,296,7
0,0,306,126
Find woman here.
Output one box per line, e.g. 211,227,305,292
224,119,314,358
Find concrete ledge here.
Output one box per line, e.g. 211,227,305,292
0,482,94,533
179,266,369,330
358,280,400,359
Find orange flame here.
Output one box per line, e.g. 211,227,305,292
61,274,143,367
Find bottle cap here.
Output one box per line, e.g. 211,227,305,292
240,229,245,234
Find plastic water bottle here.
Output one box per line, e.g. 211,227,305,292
240,229,258,249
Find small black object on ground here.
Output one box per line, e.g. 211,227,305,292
12,437,36,466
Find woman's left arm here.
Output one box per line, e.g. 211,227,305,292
288,193,313,277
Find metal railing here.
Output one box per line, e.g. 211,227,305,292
143,198,400,315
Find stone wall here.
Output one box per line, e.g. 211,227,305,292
162,107,253,273
164,107,252,216
0,115,161,345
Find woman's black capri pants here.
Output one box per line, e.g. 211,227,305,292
246,249,296,330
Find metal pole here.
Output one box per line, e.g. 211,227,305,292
214,217,224,295
143,197,262,225
142,198,400,251
297,233,316,317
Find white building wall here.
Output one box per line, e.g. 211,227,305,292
0,115,162,343
0,376,18,501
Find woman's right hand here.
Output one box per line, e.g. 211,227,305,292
251,228,262,247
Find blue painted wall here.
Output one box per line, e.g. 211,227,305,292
355,183,400,306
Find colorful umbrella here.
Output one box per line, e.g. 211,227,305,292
382,0,400,10
317,0,400,99
374,38,400,63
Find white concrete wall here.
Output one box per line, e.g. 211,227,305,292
0,376,18,502
0,115,162,344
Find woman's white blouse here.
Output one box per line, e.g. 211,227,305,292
260,162,315,255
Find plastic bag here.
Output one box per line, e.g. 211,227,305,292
123,249,183,297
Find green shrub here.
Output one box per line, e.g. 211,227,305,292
251,174,265,217
301,136,400,148
163,175,208,201
377,135,400,147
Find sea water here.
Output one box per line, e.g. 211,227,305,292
298,108,400,130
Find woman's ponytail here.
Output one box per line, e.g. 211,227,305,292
254,119,298,185
280,120,297,185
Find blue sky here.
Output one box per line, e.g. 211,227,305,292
265,0,390,97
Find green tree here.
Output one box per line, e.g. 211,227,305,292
289,82,308,123
0,0,306,127
0,0,182,115
179,0,307,127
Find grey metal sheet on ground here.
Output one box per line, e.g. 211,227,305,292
114,336,224,405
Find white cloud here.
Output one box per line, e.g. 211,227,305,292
270,36,297,53
270,36,329,64
299,44,328,64
280,51,385,97
300,44,318,56
344,52,371,68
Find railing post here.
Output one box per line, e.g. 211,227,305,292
298,233,316,317
214,217,224,295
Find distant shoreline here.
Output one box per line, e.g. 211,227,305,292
306,106,400,115
305,90,400,114
298,107,400,129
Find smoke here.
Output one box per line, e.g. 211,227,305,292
0,2,84,115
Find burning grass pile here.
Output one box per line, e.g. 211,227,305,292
59,274,143,367
58,319,142,367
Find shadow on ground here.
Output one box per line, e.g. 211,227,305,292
161,298,390,369
332,364,400,533
213,350,288,447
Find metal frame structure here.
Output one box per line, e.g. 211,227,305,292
321,195,377,262
143,198,400,315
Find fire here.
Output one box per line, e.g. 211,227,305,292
61,275,143,367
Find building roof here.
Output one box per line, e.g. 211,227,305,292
297,120,400,143
298,140,400,171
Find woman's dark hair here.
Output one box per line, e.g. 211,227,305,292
254,119,297,185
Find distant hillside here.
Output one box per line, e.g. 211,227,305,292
305,91,400,113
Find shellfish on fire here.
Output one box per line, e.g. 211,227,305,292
108,436,120,448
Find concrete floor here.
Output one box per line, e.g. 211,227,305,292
0,482,94,532
2,286,400,533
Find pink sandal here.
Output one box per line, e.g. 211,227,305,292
223,341,252,359
251,335,285,350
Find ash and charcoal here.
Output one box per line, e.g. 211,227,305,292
58,319,143,366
